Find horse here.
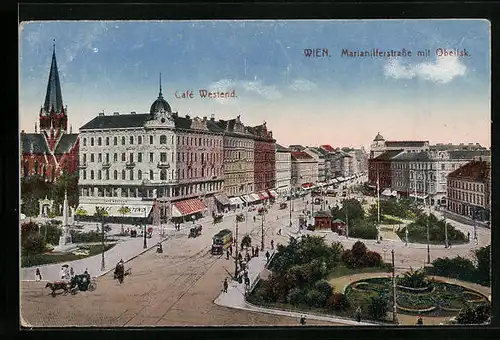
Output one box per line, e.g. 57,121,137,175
45,281,71,297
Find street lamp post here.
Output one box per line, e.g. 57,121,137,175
143,209,147,249
101,215,105,271
234,218,239,279
261,209,265,251
391,249,398,324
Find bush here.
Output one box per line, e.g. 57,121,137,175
348,219,378,240
456,303,491,325
397,268,431,289
21,233,45,254
431,257,476,282
341,241,383,269
314,280,333,301
70,230,103,243
326,292,350,311
287,288,306,305
368,295,389,321
363,251,383,267
305,289,328,308
21,221,39,235
39,223,63,246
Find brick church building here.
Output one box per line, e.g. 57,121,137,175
21,45,79,182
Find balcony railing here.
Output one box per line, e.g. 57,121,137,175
102,162,111,168
157,161,170,169
125,161,136,168
78,163,87,169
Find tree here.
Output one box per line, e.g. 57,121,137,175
22,233,45,254
368,295,389,321
241,234,252,249
118,206,131,234
475,245,491,286
39,222,63,245
314,280,333,301
456,303,490,325
326,293,350,311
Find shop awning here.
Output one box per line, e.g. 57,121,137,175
301,183,314,188
215,193,231,206
267,189,278,198
172,198,207,217
250,193,261,201
241,195,252,203
409,193,429,199
229,197,244,205
257,191,269,200
76,203,153,218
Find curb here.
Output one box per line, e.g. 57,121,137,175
96,234,171,278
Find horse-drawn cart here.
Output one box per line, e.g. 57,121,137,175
189,225,202,238
45,274,96,297
213,213,223,224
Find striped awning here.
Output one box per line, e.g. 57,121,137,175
267,189,278,198
172,198,207,217
257,191,269,200
229,197,244,205
241,195,254,203
250,193,261,201
215,193,231,206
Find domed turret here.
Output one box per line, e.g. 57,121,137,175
374,132,384,142
150,73,172,115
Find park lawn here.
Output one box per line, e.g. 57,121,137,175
21,243,115,267
327,264,392,280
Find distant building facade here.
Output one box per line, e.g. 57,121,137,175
275,144,292,196
291,151,318,188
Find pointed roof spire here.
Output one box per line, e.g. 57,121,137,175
43,40,64,115
158,72,163,98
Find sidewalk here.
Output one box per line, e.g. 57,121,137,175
21,228,172,282
213,247,378,326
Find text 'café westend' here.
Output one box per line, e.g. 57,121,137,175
175,89,237,99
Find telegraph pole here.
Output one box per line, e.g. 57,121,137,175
101,213,105,271
391,249,398,324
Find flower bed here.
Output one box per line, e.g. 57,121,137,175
397,284,434,293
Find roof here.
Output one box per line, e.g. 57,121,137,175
80,113,152,130
306,147,324,156
332,219,345,224
385,141,428,147
373,132,385,142
392,151,430,162
20,133,50,154
291,151,314,160
289,144,306,151
54,134,79,154
448,150,491,160
150,74,172,114
42,45,64,114
373,149,404,161
448,161,489,181
320,145,336,152
314,211,332,218
205,119,225,133
276,144,291,152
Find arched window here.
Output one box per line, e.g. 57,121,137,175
122,136,125,145
114,137,117,145
160,169,167,180
83,138,87,146
82,170,86,180
91,138,94,146
138,170,142,180
130,136,134,144
105,170,109,180
114,170,118,180
98,170,102,180
98,137,102,146
138,136,142,144
122,170,126,180
160,135,167,144
150,170,154,180
90,170,94,180
130,169,134,180
105,137,109,145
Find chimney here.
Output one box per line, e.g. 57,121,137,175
210,114,215,121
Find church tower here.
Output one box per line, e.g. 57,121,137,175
39,42,67,151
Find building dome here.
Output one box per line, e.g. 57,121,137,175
373,132,385,142
150,72,172,115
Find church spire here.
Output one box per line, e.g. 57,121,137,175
158,72,163,98
43,40,64,115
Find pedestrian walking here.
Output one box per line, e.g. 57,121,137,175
270,240,274,249
253,216,256,222
35,268,42,281
265,250,270,263
255,246,259,255
467,232,470,242
417,315,423,325
70,267,74,278
223,278,228,293
226,249,230,260
229,245,233,255
300,315,306,325
356,306,362,322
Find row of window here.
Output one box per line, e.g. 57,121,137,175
448,202,483,217
80,181,223,198
448,189,484,206
82,134,223,148
81,165,221,182
81,151,221,164
224,139,253,148
449,180,484,192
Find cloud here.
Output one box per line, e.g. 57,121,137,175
384,55,467,84
207,78,283,103
289,79,318,92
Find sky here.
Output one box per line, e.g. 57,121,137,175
19,20,491,150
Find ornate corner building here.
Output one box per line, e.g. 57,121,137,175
20,45,79,182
